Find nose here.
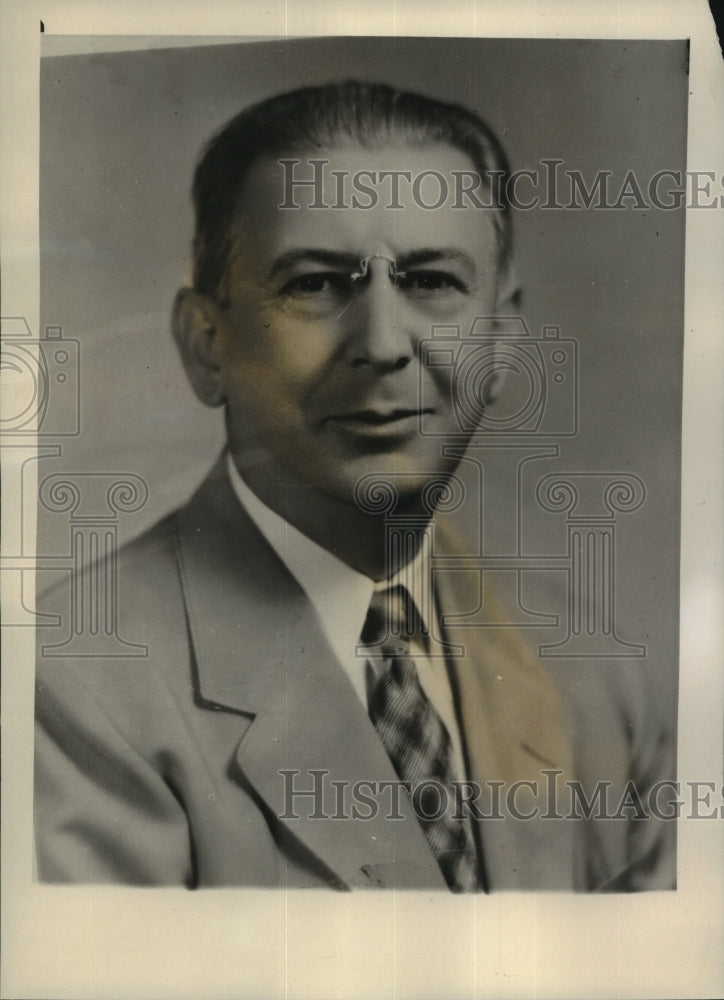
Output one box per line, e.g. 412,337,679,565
343,258,413,372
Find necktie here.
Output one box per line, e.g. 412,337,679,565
362,585,480,892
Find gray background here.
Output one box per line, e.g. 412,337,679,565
36,37,687,704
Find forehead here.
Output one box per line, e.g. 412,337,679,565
232,142,500,267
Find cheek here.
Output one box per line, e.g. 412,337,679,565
222,333,333,430
224,311,338,375
422,357,456,404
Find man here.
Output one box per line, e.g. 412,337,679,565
34,81,675,890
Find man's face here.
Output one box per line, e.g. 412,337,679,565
212,143,503,508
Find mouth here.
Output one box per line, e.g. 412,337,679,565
325,408,432,437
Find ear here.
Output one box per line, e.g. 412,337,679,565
485,262,523,404
171,288,227,407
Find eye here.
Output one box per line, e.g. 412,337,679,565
280,272,354,298
397,270,467,294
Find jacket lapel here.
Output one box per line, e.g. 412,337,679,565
175,460,446,890
437,564,580,890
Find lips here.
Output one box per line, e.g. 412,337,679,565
330,408,425,424
324,407,432,438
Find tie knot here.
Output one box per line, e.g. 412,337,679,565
361,584,421,651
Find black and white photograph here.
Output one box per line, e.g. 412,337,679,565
1,2,722,998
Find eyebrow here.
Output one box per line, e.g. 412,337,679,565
267,247,478,281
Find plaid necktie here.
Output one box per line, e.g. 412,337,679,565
362,585,480,893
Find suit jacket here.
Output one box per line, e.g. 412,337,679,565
34,461,676,890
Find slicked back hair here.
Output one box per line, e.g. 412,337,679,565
191,80,514,303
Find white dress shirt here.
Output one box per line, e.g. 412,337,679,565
226,453,468,783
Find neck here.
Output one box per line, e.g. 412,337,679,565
231,453,432,582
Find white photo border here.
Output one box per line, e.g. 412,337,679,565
1,2,722,999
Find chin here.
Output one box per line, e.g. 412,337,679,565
321,464,459,517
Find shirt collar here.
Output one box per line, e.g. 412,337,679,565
225,453,433,660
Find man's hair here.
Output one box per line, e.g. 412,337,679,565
191,80,514,303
